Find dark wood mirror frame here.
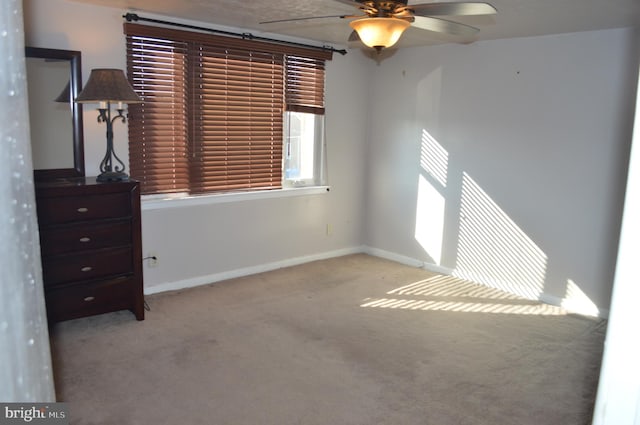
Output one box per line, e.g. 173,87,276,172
25,46,85,180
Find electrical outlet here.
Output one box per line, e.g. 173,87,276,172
326,223,332,236
147,252,159,268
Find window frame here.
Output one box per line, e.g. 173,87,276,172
283,111,327,188
124,23,332,198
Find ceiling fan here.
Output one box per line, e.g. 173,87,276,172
260,0,497,51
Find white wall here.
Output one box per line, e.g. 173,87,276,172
593,48,640,425
23,0,371,292
364,28,638,316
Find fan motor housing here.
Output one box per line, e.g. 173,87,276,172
360,0,410,17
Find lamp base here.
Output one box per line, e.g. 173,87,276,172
97,171,129,182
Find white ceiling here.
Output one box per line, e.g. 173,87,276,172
68,0,639,49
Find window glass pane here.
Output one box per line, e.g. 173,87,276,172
284,111,323,186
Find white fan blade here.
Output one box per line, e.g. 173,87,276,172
409,2,497,17
412,15,479,36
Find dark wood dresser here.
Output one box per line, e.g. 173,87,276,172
35,177,144,323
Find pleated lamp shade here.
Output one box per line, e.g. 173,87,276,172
54,81,70,103
75,69,142,104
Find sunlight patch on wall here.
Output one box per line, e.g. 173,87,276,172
415,129,448,265
455,173,548,300
562,279,600,317
415,175,446,264
360,274,566,316
420,129,448,187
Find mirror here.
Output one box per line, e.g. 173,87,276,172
25,47,84,180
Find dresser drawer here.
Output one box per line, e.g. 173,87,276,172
36,177,144,322
36,192,131,225
42,247,133,286
45,276,135,322
39,220,131,257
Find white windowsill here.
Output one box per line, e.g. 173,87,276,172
141,185,331,211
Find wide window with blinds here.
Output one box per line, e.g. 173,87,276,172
124,23,332,196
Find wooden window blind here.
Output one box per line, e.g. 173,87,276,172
126,34,189,194
285,56,326,115
124,23,332,195
189,46,284,193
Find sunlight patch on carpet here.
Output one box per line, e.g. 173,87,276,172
361,274,567,316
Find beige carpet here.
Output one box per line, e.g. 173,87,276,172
49,254,606,425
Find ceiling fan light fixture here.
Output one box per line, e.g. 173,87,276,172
349,17,411,50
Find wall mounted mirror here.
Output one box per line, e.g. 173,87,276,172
25,47,85,180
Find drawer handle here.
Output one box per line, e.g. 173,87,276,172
83,296,95,302
77,207,89,213
80,266,93,272
79,237,91,243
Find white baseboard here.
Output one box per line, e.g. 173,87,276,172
362,246,424,268
421,262,457,276
539,293,609,319
362,246,456,275
144,246,365,295
144,244,609,319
